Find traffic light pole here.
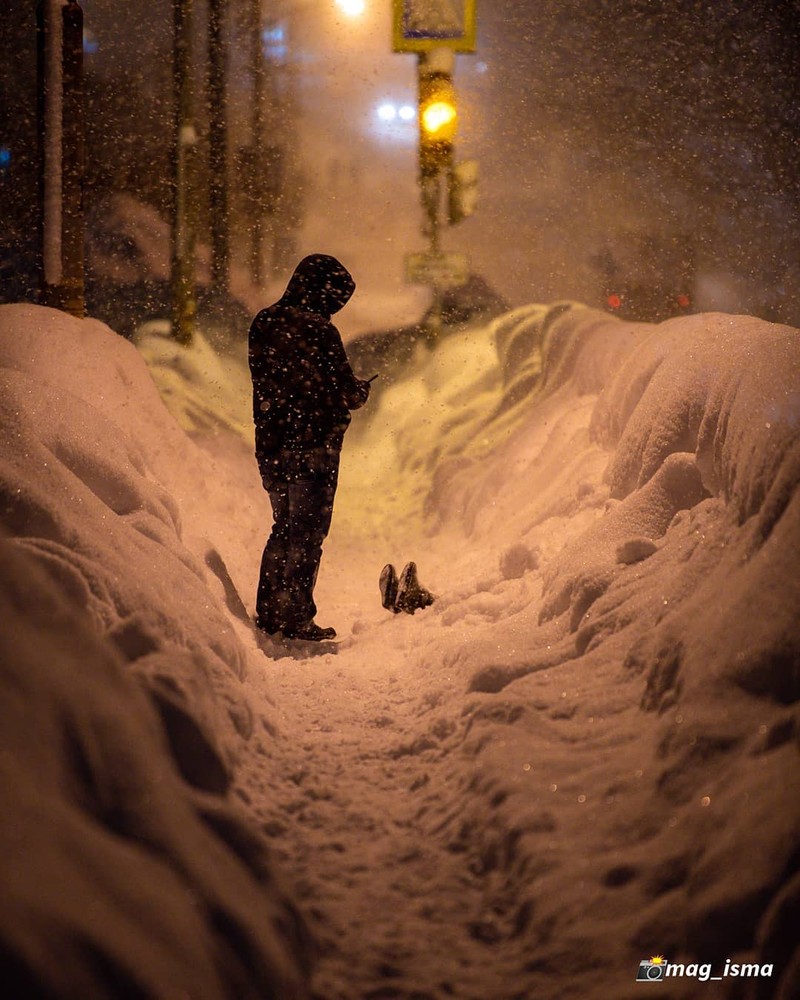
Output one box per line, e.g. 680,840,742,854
421,169,443,337
396,3,476,327
417,47,456,339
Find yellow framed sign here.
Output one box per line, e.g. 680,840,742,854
392,0,477,53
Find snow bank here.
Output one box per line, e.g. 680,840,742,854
339,303,799,997
0,539,309,999
0,304,311,997
134,320,255,441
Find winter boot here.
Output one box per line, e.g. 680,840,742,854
282,621,337,641
394,561,435,615
380,563,401,614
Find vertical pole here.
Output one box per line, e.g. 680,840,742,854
421,171,443,339
171,0,196,345
208,0,229,295
249,0,266,287
61,2,85,317
429,178,443,339
37,0,85,317
418,49,455,340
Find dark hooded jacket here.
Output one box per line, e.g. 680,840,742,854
248,255,369,459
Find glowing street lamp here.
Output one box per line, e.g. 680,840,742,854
335,0,365,16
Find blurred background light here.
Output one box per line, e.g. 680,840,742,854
335,0,366,17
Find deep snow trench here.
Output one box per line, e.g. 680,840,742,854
1,301,798,1000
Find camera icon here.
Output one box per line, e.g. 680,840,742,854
637,959,666,981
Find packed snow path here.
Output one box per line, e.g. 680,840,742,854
237,531,546,1000
236,538,664,1000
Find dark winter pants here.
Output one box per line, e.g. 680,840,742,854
256,446,340,632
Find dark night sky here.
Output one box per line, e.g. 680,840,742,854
450,0,800,318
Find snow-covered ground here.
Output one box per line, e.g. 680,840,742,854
1,299,798,1000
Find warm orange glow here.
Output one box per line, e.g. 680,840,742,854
421,100,457,135
335,0,365,16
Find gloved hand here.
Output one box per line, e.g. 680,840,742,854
342,376,372,409
349,378,370,408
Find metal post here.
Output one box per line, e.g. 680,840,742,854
37,0,85,317
421,172,443,338
417,48,455,340
248,0,266,286
171,0,196,345
208,0,230,295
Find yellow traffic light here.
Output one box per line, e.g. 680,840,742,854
422,99,457,136
419,72,457,176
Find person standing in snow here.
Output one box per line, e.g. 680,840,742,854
249,254,371,642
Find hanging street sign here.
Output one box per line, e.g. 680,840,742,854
405,250,470,288
392,0,477,53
